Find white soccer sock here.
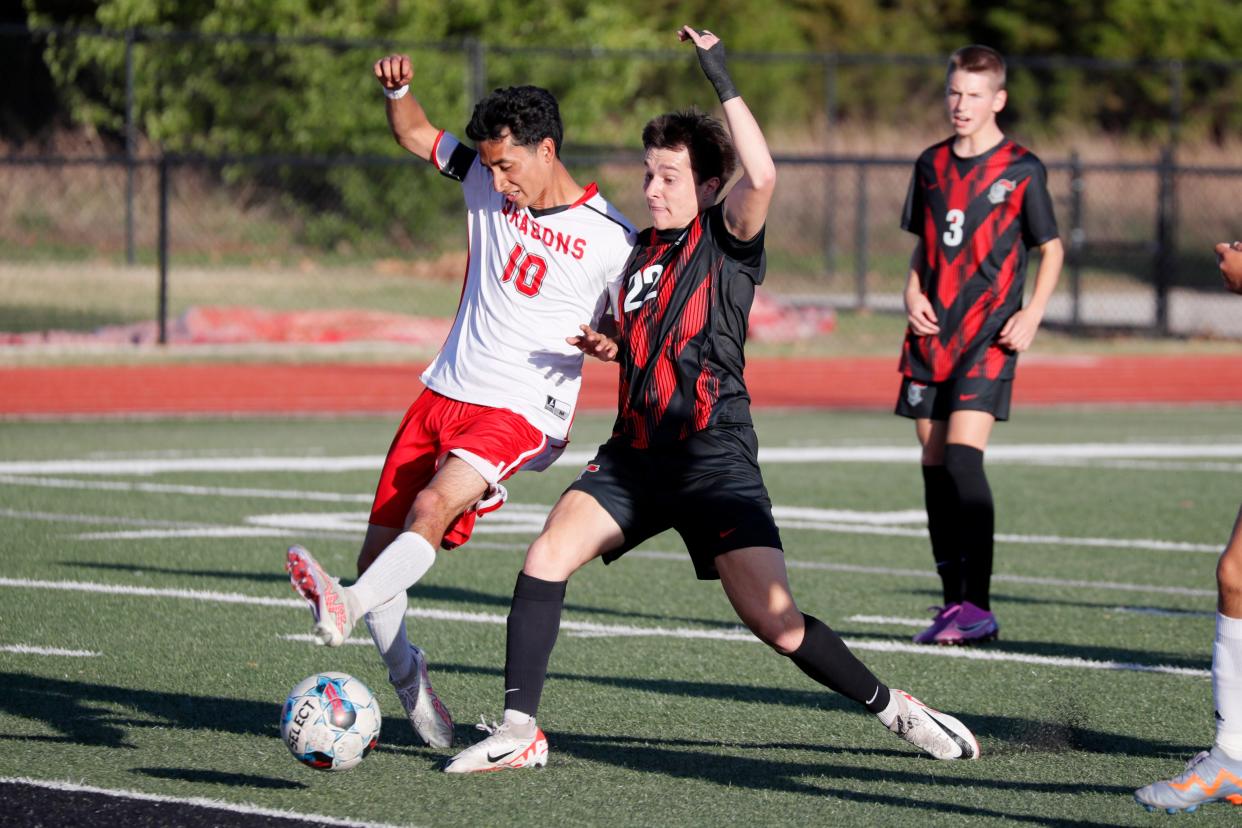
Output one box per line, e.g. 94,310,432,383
1213,612,1242,759
365,591,414,683
345,531,436,616
503,709,534,728
875,692,900,728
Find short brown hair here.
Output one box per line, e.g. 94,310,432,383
947,45,1006,89
642,109,737,187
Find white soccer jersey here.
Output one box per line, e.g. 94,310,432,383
419,131,637,440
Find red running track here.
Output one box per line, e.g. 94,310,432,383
1,355,1240,417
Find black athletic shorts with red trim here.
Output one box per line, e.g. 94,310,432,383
567,425,783,580
894,374,1012,422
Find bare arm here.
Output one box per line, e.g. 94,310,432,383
1217,241,1242,295
904,240,939,336
373,54,441,161
998,236,1064,352
680,26,775,242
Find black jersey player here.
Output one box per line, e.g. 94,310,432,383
444,25,979,774
896,45,1064,646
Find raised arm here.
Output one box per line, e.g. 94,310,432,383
680,26,776,242
1218,241,1242,295
373,54,441,162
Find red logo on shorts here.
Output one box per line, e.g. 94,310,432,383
960,393,979,401
584,464,600,473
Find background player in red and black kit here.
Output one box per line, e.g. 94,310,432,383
898,45,1064,646
444,25,979,774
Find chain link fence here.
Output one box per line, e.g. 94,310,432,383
3,25,1242,344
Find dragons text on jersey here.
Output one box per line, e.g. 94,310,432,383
425,131,637,439
900,137,1058,383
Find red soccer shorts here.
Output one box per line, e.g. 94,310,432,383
369,389,549,548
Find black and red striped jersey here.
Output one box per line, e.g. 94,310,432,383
899,137,1059,382
612,202,765,448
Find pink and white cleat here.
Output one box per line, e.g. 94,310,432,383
285,545,355,647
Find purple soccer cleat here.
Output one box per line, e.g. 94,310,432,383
913,604,962,645
932,600,999,645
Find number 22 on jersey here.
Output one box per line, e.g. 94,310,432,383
501,243,548,297
622,265,664,313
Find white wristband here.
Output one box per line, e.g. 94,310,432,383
383,84,409,101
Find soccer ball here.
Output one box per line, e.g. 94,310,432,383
280,672,381,771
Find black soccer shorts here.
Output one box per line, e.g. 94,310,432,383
895,374,1013,422
567,425,783,580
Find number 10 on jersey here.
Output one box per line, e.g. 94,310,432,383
501,243,547,297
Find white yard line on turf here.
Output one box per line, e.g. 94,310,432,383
7,495,1214,554
626,551,1215,597
0,778,417,828
0,644,99,657
847,615,930,627
848,610,1217,625
4,441,1242,475
0,474,373,503
0,577,1208,678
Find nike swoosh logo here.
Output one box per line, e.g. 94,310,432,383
487,749,516,763
959,393,978,401
719,527,737,538
956,619,993,634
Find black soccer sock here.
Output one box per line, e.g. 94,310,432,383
503,571,567,718
943,444,994,611
922,464,963,605
788,613,890,713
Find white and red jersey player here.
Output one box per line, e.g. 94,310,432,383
369,130,636,548
423,131,637,444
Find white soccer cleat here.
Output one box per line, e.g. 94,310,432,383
392,644,455,748
1134,747,1242,813
285,544,354,647
886,689,980,760
443,716,548,773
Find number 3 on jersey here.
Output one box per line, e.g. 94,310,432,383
943,209,965,247
501,243,547,297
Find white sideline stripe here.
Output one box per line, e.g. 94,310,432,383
774,519,1220,553
5,441,1242,475
1024,459,1242,474
0,474,373,503
0,577,1206,678
280,625,1208,678
0,577,307,608
0,644,99,657
10,493,1216,555
0,508,211,530
848,640,1209,678
0,777,416,828
628,551,1217,597
76,528,291,540
847,615,928,627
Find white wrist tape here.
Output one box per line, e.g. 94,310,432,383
383,84,409,101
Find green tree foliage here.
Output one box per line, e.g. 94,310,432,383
21,0,1242,255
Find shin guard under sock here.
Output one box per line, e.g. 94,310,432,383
944,444,994,611
503,571,567,718
788,613,890,713
922,464,962,605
